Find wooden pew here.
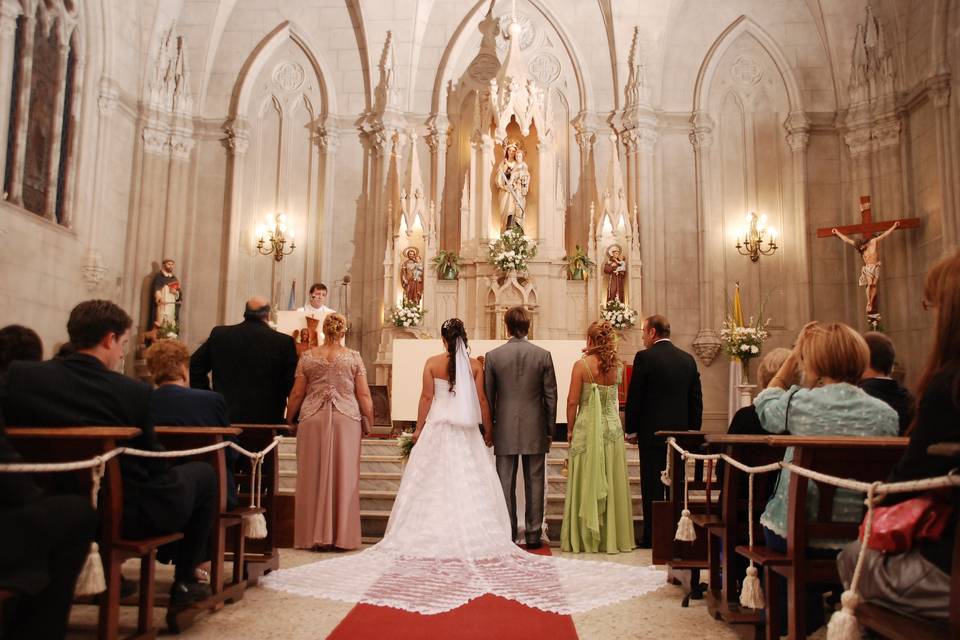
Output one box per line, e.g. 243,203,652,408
6,426,181,640
702,434,787,636
653,430,718,606
735,436,908,640
154,426,246,633
853,442,960,640
231,424,291,583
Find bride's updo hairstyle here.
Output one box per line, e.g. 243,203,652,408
322,313,347,342
586,320,619,375
441,318,468,394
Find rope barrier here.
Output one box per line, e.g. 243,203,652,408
662,437,960,639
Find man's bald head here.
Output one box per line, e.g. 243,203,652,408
244,296,271,322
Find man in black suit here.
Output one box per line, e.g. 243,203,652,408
859,331,915,434
2,300,217,606
625,314,703,547
190,297,298,424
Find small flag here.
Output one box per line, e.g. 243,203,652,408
732,281,745,327
287,279,297,310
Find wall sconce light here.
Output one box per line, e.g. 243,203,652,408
256,213,296,261
735,211,778,262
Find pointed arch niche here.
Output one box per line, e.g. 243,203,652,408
692,17,811,336
222,23,336,319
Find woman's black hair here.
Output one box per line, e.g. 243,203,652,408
440,318,468,394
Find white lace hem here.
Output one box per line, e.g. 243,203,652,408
261,546,666,615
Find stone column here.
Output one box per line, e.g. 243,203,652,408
690,110,723,367
0,1,21,189
425,120,449,245
536,132,561,259
785,111,812,323
81,79,119,294
625,124,658,315
221,121,249,322
40,43,70,219
573,123,597,251
927,75,956,250
316,125,340,284
5,9,33,205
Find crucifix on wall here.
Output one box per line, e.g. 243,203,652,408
816,195,920,327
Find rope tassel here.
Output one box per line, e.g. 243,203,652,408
244,455,267,539
75,461,107,596
738,473,764,609
674,454,697,542
826,482,879,640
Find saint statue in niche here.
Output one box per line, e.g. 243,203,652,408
400,247,424,305
603,244,627,303
150,258,181,333
496,142,530,233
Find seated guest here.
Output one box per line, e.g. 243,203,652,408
146,340,239,509
838,250,960,623
727,347,795,436
2,300,217,607
755,321,898,634
859,331,915,434
0,330,96,640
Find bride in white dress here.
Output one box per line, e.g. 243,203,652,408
262,319,664,614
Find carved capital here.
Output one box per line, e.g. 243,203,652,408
844,126,873,159
0,3,19,38
786,131,809,152
225,123,250,156
785,110,810,152
97,86,119,116
317,127,341,153
689,111,714,150
142,124,169,156
169,133,195,160
926,74,951,109
872,119,901,149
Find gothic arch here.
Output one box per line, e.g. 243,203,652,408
692,15,804,116
229,20,336,121
428,0,593,116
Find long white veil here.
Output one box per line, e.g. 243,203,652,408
448,338,481,427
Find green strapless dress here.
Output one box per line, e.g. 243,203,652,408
560,361,635,553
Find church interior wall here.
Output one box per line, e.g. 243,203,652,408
0,0,957,421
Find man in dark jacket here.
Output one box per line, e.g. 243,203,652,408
2,300,216,607
625,314,703,547
859,331,915,434
190,297,298,424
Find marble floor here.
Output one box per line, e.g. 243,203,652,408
67,547,755,639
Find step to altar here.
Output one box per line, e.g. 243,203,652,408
278,437,647,542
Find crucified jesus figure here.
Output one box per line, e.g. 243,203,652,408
831,221,900,316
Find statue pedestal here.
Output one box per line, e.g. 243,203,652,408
737,383,756,410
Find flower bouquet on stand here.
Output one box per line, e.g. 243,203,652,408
389,299,425,328
488,227,537,276
600,299,639,330
719,284,771,383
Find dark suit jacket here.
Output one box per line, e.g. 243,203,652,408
190,318,298,424
1,353,174,523
625,339,703,448
483,337,558,455
859,377,915,435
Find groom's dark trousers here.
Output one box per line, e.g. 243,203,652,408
483,336,558,544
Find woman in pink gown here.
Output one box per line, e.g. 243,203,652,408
287,313,373,550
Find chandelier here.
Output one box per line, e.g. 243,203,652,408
735,212,778,262
255,213,296,261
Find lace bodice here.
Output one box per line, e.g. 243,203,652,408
297,349,366,422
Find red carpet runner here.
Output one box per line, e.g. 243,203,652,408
327,546,579,639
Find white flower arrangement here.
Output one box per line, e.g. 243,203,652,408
600,299,639,330
488,227,537,273
389,299,425,328
719,318,771,365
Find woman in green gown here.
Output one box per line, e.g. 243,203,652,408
560,321,636,553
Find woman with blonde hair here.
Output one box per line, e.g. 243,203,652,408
755,321,898,634
560,321,635,553
287,313,374,550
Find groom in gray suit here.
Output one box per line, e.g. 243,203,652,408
484,306,558,548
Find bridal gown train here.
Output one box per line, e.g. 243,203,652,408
262,342,665,614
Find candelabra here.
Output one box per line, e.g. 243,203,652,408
255,213,296,261
735,212,778,262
